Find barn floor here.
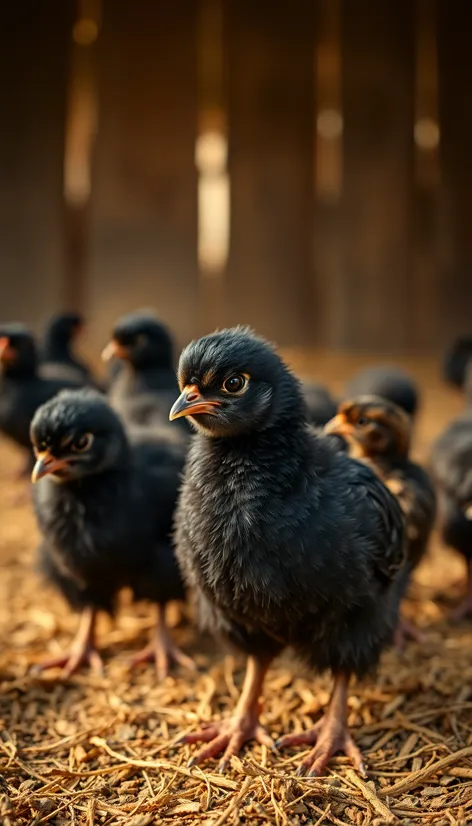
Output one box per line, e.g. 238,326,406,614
1,353,472,826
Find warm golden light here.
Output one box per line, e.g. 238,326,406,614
196,130,230,275
317,109,343,140
414,117,440,150
195,130,227,174
73,18,99,47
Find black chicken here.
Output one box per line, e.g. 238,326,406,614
301,381,338,428
344,366,419,418
0,325,83,474
102,312,181,428
442,336,472,392
170,327,405,776
30,389,193,678
431,413,472,619
325,396,436,647
41,312,96,385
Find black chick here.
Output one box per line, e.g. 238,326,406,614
301,381,338,428
41,312,96,385
102,311,183,429
325,396,436,647
0,325,83,475
30,389,193,678
430,412,472,619
344,365,419,418
442,336,472,392
170,327,405,776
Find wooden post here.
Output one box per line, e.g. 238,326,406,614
437,0,472,343
88,0,199,353
0,2,71,332
225,0,316,347
341,0,415,351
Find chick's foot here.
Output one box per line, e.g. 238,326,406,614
129,604,195,680
180,654,273,770
394,617,426,649
32,607,103,678
276,672,366,777
181,713,273,771
451,561,472,620
452,596,472,621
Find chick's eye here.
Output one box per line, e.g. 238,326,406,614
357,416,369,426
71,433,94,453
222,374,247,394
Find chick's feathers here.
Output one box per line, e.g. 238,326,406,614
431,413,472,560
174,328,405,678
32,389,185,614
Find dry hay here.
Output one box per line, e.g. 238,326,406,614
1,356,472,825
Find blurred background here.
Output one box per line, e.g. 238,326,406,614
1,0,470,360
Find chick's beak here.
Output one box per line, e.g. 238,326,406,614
169,385,221,421
0,337,15,364
324,414,351,437
31,451,71,483
101,339,130,362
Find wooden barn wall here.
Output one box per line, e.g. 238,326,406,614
0,2,72,333
223,0,316,347
87,0,199,354
437,0,472,344
3,2,472,353
340,0,415,351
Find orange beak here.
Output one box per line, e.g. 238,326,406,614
169,385,221,421
101,339,130,362
0,336,16,364
324,414,353,438
31,451,71,483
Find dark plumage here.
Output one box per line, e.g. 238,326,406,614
41,312,96,385
0,325,83,473
301,381,338,427
326,396,436,645
170,327,405,775
344,365,419,418
431,412,472,619
30,389,193,678
442,336,472,391
103,311,185,431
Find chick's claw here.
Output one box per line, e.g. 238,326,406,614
394,617,426,649
278,716,366,778
129,633,196,681
31,645,104,679
452,597,472,622
183,716,274,770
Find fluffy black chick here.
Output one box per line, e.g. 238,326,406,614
344,365,419,418
30,389,193,679
301,381,338,428
41,312,97,385
430,413,472,619
0,325,83,475
326,396,436,647
170,327,405,776
442,336,472,392
102,311,185,431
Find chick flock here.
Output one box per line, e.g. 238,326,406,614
0,311,470,779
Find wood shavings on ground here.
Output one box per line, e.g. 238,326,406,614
0,358,472,825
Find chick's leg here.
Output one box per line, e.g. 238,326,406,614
129,604,195,680
276,672,366,777
180,654,274,771
32,607,103,678
452,559,472,620
394,616,426,649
